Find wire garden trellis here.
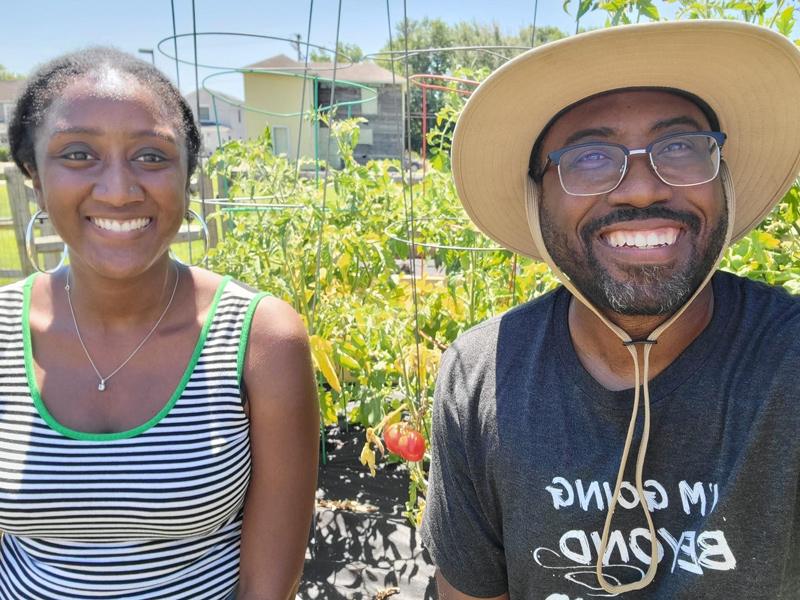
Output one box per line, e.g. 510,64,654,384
161,0,543,459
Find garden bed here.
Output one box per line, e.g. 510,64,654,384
300,423,436,599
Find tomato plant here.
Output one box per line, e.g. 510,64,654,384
398,430,426,462
205,4,800,525
384,423,403,455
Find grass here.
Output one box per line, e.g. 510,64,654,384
0,183,10,218
0,182,22,285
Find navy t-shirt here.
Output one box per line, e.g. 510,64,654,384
420,271,800,599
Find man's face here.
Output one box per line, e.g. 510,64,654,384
538,90,728,316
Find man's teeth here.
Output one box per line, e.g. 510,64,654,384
606,229,678,249
91,218,151,232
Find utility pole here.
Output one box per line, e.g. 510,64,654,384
138,49,155,65
291,34,303,61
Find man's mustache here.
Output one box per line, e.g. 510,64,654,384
581,206,701,245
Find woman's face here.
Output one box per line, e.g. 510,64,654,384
29,72,190,279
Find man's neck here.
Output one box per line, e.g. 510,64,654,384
567,283,715,391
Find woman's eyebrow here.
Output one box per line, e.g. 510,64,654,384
50,126,103,136
50,126,176,143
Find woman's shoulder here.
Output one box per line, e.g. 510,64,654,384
190,267,304,340
0,275,33,300
191,268,262,301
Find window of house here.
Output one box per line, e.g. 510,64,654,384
198,105,211,121
358,127,374,146
272,126,290,156
361,88,378,115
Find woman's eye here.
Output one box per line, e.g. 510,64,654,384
134,153,167,163
62,151,93,161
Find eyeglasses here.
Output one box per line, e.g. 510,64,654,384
543,131,727,196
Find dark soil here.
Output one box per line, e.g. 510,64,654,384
299,423,437,599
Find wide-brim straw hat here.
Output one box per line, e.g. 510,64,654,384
452,20,800,262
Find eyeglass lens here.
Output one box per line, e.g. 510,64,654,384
557,134,721,196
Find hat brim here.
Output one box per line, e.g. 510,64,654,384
452,20,800,262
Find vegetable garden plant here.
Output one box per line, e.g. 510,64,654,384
206,1,800,527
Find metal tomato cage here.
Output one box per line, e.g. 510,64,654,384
160,0,542,465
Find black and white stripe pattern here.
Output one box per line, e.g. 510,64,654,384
0,277,256,599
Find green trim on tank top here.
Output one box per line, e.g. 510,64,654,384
236,291,271,387
22,273,233,441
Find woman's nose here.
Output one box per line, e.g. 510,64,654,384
91,160,145,205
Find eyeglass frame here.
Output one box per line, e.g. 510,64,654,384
541,131,728,197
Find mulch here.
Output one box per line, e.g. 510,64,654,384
299,423,437,600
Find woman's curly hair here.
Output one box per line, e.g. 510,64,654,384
8,46,201,177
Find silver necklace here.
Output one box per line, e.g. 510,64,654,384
65,265,180,392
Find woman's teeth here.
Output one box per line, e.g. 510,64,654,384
90,217,151,232
605,229,679,249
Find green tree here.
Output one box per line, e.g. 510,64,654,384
564,0,796,37
379,19,567,152
0,64,24,80
308,42,364,63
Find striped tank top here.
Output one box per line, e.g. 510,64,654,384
0,274,266,600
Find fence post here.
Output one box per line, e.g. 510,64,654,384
200,173,219,250
216,173,230,240
5,166,34,277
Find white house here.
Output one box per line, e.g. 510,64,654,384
0,80,24,147
185,89,247,155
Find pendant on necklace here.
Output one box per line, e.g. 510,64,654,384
98,380,106,392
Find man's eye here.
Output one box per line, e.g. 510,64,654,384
664,141,691,152
577,152,609,162
570,149,614,168
657,137,699,157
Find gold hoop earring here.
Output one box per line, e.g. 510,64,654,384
25,210,68,274
170,209,209,266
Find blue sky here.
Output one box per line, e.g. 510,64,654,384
2,0,614,99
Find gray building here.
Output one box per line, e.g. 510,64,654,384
0,80,24,148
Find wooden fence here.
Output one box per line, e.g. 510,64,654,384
2,166,223,279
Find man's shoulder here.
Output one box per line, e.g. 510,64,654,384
716,271,800,349
447,286,564,356
721,270,800,302
718,270,800,317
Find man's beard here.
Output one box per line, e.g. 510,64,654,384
540,203,729,316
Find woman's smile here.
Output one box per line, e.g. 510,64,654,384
88,216,153,234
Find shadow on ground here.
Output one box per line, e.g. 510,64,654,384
299,423,437,600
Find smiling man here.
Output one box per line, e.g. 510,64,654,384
420,21,800,599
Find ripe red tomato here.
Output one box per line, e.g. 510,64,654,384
398,429,426,462
384,423,403,455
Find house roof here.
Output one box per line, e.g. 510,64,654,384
185,88,243,104
0,79,25,103
244,54,405,85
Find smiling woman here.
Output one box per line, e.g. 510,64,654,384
0,47,319,600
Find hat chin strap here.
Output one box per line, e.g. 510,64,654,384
524,161,735,593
